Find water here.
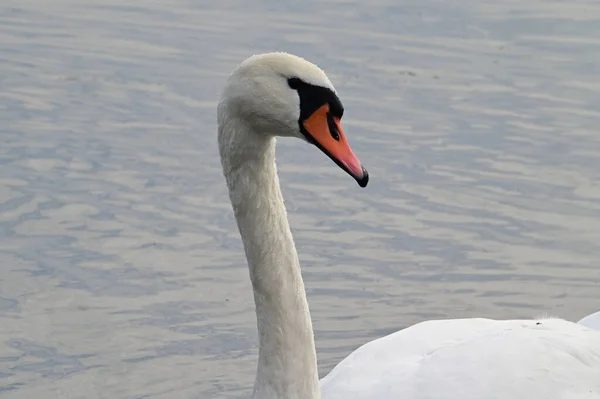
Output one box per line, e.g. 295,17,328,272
1,0,600,397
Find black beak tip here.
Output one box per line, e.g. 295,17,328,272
356,166,369,188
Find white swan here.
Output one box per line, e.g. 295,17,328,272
217,52,600,399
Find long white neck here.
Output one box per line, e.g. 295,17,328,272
219,116,321,399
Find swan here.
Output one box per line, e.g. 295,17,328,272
217,51,600,399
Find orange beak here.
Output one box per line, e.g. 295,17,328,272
301,104,369,187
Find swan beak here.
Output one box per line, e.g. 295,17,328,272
301,104,369,187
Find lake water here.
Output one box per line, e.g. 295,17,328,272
1,0,600,397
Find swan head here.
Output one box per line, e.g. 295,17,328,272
219,52,369,187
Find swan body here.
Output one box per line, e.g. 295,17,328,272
217,52,600,399
320,317,600,399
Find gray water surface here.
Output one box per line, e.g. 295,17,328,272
1,0,600,397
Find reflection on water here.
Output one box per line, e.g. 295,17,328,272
1,0,600,397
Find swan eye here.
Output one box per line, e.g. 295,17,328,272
288,77,302,90
327,112,340,141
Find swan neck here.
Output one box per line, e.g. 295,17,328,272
219,118,320,399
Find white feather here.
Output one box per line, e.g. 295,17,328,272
217,52,600,399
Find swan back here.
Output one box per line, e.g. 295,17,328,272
321,317,600,399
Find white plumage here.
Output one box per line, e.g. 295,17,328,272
217,51,600,399
321,317,600,399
